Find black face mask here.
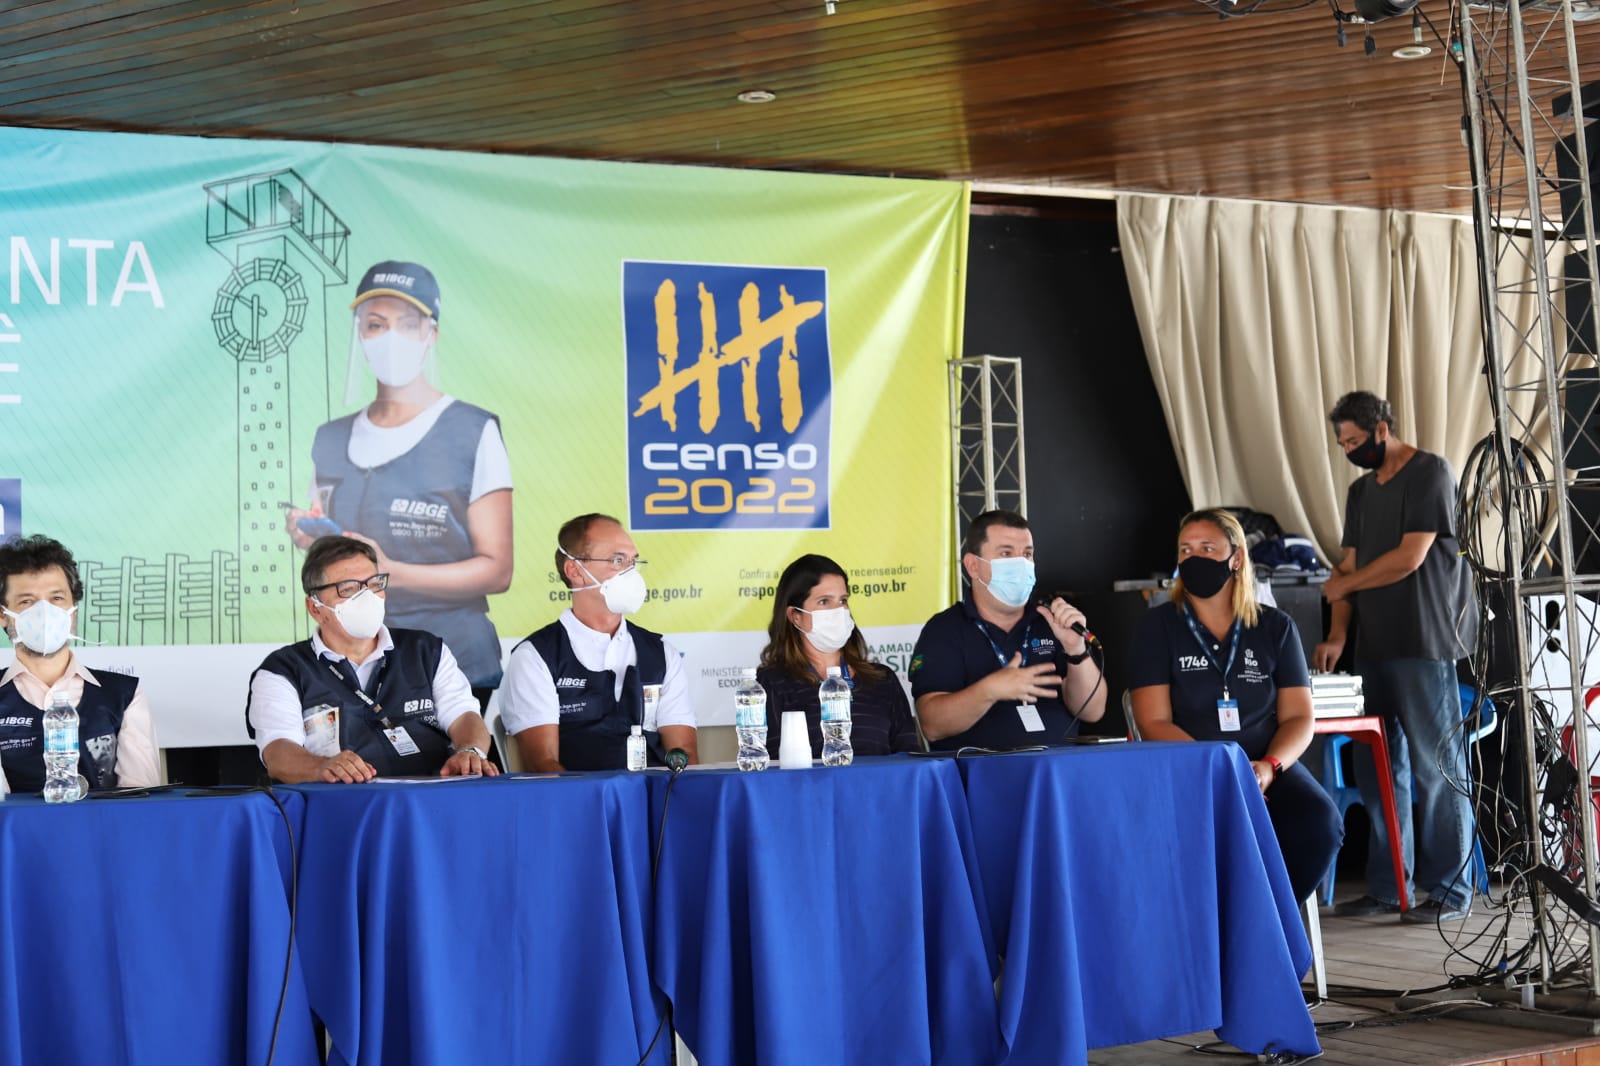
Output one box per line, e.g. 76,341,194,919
1345,434,1386,470
1179,553,1235,599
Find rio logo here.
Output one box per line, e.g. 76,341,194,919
623,261,831,530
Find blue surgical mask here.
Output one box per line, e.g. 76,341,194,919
981,557,1036,609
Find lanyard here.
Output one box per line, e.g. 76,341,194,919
809,661,854,688
973,616,1033,670
1181,605,1241,701
324,656,391,725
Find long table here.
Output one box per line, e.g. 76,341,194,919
958,742,1320,1064
0,788,319,1066
648,756,1006,1066
3,743,1315,1066
287,774,670,1066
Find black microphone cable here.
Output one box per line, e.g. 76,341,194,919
186,782,298,1066
636,749,689,1066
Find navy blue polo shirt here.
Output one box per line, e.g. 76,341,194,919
909,592,1081,749
1127,601,1309,760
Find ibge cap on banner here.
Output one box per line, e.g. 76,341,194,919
350,260,442,321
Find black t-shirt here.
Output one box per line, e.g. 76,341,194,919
1126,601,1309,760
1341,449,1478,661
909,593,1082,750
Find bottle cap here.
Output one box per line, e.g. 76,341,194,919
631,725,643,736
740,666,757,678
827,665,843,677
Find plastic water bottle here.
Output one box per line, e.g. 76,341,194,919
735,668,770,772
819,666,853,767
626,725,647,772
43,692,81,803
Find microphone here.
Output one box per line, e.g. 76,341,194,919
665,748,689,774
1070,621,1103,651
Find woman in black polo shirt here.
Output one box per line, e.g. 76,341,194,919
757,554,922,758
1127,509,1343,902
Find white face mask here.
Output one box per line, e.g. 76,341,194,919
795,606,855,654
361,330,431,387
594,566,648,616
316,588,386,640
3,601,77,656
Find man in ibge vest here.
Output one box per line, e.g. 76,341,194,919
246,536,497,783
0,535,160,794
500,513,697,772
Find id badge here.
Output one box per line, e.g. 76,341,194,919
302,704,340,758
1217,698,1241,732
383,725,421,756
642,684,662,733
1016,702,1046,733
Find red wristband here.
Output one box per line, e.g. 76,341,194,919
1264,756,1283,777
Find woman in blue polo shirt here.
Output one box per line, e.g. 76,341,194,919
1128,508,1343,902
757,554,922,758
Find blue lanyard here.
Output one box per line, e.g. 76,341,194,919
810,661,854,689
1181,605,1241,700
973,616,1033,670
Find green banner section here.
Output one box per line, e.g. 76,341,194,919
0,125,965,653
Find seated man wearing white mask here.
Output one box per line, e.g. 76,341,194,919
500,514,697,772
0,535,160,794
245,536,497,783
909,509,1108,750
284,260,513,710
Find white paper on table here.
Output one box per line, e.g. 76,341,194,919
370,773,484,783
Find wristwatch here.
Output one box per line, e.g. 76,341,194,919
1264,756,1284,778
1062,647,1092,665
456,746,486,760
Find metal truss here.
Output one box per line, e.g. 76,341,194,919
948,355,1027,578
1462,0,1600,994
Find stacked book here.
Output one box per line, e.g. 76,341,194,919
1311,673,1366,718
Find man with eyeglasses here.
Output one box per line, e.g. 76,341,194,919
245,536,498,783
499,513,697,772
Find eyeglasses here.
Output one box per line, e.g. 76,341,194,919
574,554,646,570
307,573,389,600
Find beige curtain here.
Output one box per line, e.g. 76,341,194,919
1116,193,1553,563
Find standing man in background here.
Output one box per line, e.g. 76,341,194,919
1316,391,1479,923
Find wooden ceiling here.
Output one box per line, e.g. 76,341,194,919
0,0,1591,212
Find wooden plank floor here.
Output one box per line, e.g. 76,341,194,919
1091,886,1600,1066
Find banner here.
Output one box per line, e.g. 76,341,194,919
0,126,966,742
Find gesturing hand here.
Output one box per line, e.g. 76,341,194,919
990,652,1062,705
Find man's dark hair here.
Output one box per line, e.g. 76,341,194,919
302,535,378,594
1328,391,1395,434
0,535,84,604
555,513,622,588
960,509,1030,560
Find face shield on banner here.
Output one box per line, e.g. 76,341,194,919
342,300,440,407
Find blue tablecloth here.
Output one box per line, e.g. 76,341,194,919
650,756,1005,1066
958,743,1319,1065
0,789,318,1066
288,774,668,1066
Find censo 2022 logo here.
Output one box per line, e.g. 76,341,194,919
623,261,832,531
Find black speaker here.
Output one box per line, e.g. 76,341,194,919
1566,252,1598,358
1556,127,1600,244
1563,366,1600,469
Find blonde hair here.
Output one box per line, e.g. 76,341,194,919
1168,508,1259,627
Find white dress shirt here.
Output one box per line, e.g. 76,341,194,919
0,653,161,789
499,609,693,734
247,625,479,759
